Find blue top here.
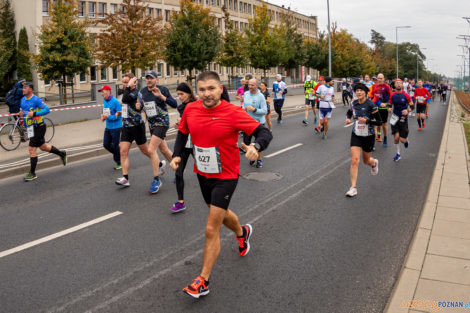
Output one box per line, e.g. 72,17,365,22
273,81,287,100
243,90,268,124
20,95,50,126
103,95,122,129
390,92,411,118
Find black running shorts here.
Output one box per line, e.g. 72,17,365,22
29,123,46,148
378,109,388,123
150,125,169,140
350,133,375,153
416,104,427,114
197,174,238,210
391,119,409,138
121,123,147,145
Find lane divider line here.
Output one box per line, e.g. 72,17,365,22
264,143,303,158
0,211,123,259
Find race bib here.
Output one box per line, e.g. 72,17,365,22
308,94,315,100
27,126,34,138
277,92,283,98
390,113,399,126
103,108,111,115
417,96,425,103
342,86,347,90
194,145,221,174
354,121,369,137
144,101,157,117
443,90,446,95
121,104,128,119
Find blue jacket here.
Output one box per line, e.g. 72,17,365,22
103,95,122,129
243,90,267,124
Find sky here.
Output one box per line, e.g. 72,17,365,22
267,0,470,78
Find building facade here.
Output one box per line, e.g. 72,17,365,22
11,0,318,95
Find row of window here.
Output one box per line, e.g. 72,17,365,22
43,63,283,86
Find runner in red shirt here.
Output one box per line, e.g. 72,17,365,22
414,80,431,131
368,73,392,146
170,71,272,299
314,76,324,133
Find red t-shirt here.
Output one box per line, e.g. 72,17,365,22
369,83,392,105
178,99,260,179
414,87,430,105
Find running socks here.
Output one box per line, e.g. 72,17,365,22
49,146,65,157
124,174,129,180
154,176,159,181
395,142,401,154
30,156,38,175
418,119,422,127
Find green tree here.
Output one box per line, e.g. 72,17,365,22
245,2,284,79
217,6,247,89
17,27,32,81
94,0,166,72
303,38,328,75
278,11,305,80
370,29,385,54
164,0,221,84
0,0,17,94
33,0,93,103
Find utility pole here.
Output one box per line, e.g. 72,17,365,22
395,26,411,79
327,0,331,77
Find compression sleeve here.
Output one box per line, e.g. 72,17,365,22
34,104,50,117
251,124,273,152
367,110,382,126
172,131,189,158
346,109,353,119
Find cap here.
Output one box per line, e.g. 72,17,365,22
98,84,111,92
372,76,377,80
318,76,325,81
18,78,25,83
23,82,34,90
276,74,282,79
353,83,369,93
306,75,312,81
145,70,158,79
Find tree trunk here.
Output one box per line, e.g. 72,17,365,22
62,74,68,105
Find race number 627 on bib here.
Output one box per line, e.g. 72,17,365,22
194,145,222,174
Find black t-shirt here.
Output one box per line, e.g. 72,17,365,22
350,99,378,134
139,86,177,127
118,87,143,127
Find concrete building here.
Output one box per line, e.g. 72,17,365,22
11,0,318,96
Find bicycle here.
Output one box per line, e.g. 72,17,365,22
0,116,55,151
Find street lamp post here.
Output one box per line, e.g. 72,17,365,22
327,0,331,77
458,54,466,91
396,26,411,79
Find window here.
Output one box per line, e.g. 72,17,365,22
213,63,217,71
217,0,220,6
166,64,171,77
110,3,117,14
239,2,242,12
248,4,251,13
100,67,107,80
174,68,178,76
89,2,96,18
234,0,237,11
148,7,153,16
226,67,229,74
112,67,118,80
157,63,163,77
90,66,97,81
156,9,162,18
165,10,170,22
78,1,85,17
181,70,185,77
44,78,51,86
195,69,199,75
228,0,232,9
80,72,87,83
42,0,49,16
219,66,223,75
66,75,74,84
98,3,106,18
235,21,238,30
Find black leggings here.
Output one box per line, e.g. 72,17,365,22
274,99,284,121
175,148,193,200
342,92,350,106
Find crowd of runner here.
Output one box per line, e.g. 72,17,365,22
11,68,449,298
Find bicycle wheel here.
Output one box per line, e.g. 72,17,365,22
44,118,55,143
0,123,22,151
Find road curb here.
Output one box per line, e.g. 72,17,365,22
382,95,453,313
0,108,305,180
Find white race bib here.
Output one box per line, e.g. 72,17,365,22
443,90,446,95
417,96,425,103
103,108,111,115
342,86,347,90
308,94,315,100
27,126,35,138
121,104,128,119
194,145,221,174
354,121,369,137
144,101,157,117
390,113,399,126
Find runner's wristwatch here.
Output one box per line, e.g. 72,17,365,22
250,142,261,151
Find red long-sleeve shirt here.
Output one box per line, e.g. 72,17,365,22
414,87,430,105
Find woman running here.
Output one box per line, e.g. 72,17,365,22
170,82,197,213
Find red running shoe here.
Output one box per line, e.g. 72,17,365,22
183,276,209,298
418,127,422,131
236,224,252,256
423,122,426,128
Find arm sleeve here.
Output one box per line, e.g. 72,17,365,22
34,100,50,117
251,124,273,152
122,87,137,103
346,109,353,119
173,131,189,158
367,110,382,126
162,88,177,108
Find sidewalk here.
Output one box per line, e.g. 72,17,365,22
384,92,470,313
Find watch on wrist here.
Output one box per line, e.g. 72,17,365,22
251,142,261,151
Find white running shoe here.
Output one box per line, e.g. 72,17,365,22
371,159,379,175
115,177,130,187
160,160,167,176
346,187,357,197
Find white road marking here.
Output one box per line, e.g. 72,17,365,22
264,143,303,158
0,211,123,259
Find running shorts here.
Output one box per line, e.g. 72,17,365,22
121,123,147,145
197,174,238,210
150,125,169,140
416,105,427,114
391,119,409,138
350,132,375,153
319,108,332,119
378,109,388,123
305,99,315,106
29,123,46,147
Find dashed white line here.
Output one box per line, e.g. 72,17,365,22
0,211,123,259
264,143,303,158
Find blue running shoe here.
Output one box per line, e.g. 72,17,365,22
393,153,401,162
249,160,256,167
149,178,162,194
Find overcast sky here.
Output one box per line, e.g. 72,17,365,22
267,0,470,78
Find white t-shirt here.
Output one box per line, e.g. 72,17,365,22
316,84,335,108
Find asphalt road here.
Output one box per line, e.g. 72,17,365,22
0,98,448,313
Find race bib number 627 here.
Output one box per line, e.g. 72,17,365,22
194,145,222,174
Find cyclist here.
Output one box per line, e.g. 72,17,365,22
19,82,67,181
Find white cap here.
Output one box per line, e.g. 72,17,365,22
276,74,282,79
306,75,312,81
